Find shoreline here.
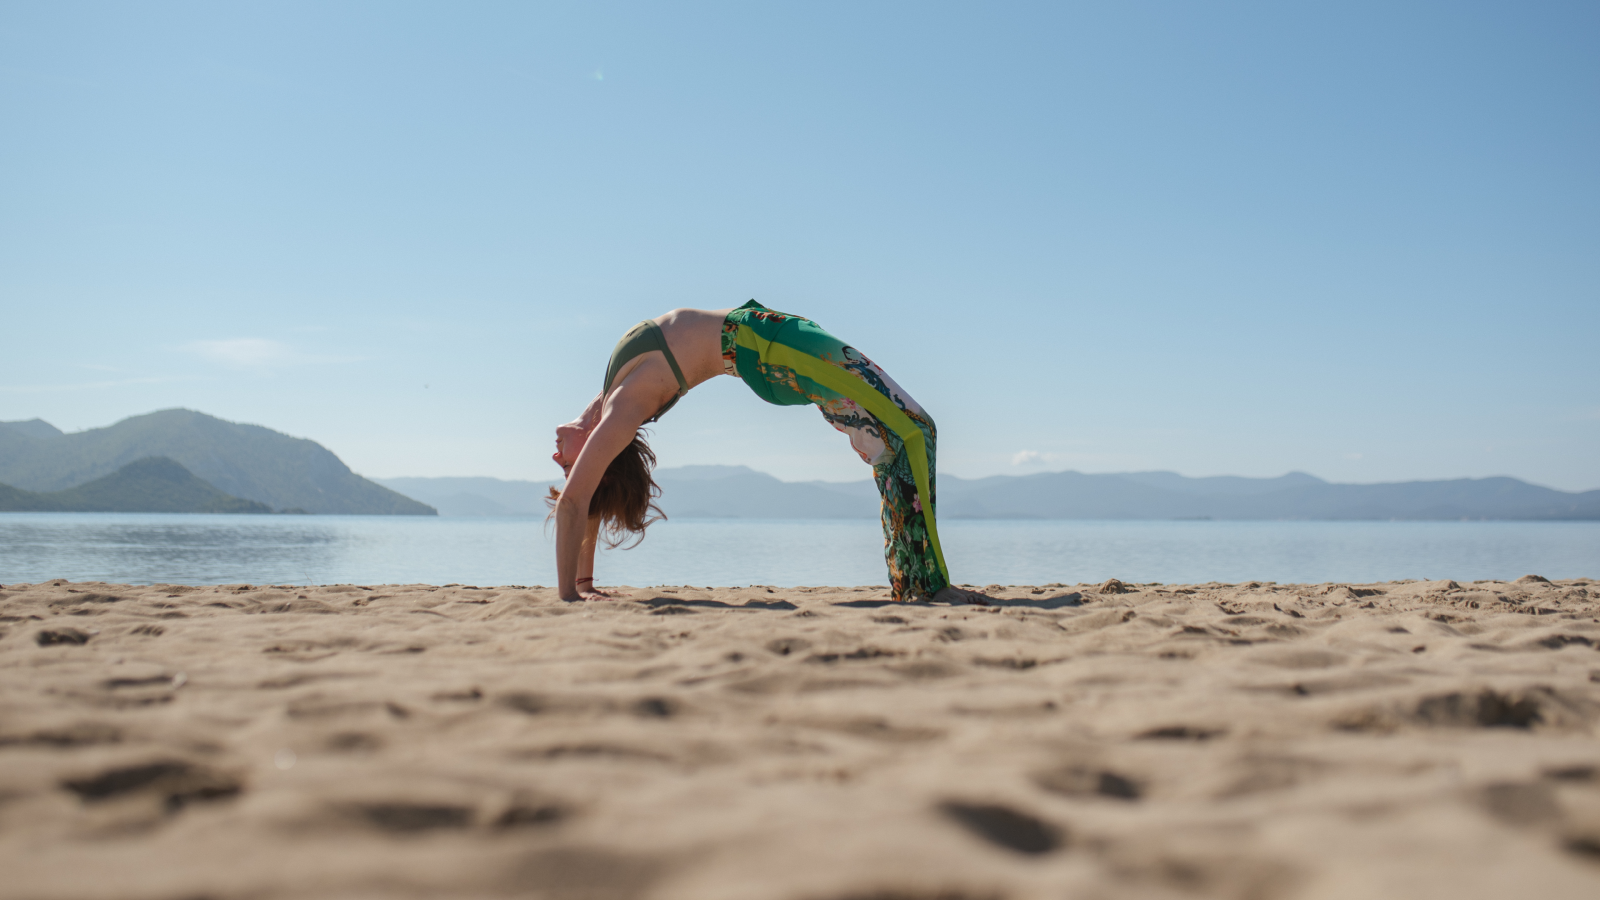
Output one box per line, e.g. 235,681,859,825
3,578,1598,898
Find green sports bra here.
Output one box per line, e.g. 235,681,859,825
603,320,689,422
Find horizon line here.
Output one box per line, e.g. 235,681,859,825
369,466,1598,495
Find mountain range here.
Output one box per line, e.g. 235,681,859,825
4,410,1594,519
0,411,434,515
375,465,1600,521
0,456,272,513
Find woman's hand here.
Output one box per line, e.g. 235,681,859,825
564,575,626,602
563,587,623,601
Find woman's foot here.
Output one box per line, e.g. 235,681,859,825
932,585,990,606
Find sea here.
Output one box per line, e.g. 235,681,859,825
1,513,1596,587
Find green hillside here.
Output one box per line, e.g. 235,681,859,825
0,483,38,509
0,457,272,513
0,410,435,515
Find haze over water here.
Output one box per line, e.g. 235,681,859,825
2,514,1595,588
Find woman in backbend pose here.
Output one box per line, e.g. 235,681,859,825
550,301,985,605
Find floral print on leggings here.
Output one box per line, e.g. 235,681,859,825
871,408,946,600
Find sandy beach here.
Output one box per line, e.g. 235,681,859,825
2,576,1598,899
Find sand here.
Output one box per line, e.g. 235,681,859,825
2,576,1598,900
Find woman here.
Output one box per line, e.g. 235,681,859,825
550,301,985,605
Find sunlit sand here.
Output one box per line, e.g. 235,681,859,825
3,577,1598,898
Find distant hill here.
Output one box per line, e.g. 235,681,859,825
380,464,1600,521
373,467,882,518
934,470,1600,520
657,466,880,518
0,411,435,515
374,476,557,516
0,418,65,441
0,457,272,513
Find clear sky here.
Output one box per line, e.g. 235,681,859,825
2,1,1596,490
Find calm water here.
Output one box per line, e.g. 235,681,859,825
1,513,1596,587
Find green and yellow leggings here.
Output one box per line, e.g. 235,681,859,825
720,301,950,601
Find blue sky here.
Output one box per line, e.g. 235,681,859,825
2,1,1596,489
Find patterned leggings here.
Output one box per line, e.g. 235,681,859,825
805,354,947,601
867,410,947,601
721,302,951,601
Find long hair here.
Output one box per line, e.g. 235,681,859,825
547,431,666,549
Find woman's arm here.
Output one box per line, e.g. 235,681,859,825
577,513,600,587
555,388,654,601
573,515,620,598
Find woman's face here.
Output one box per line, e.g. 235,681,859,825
552,422,590,477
